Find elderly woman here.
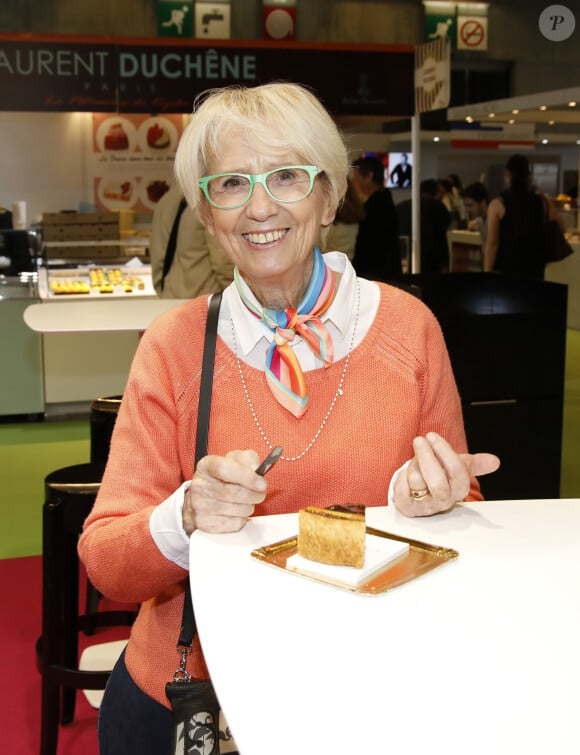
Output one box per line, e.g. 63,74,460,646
79,82,499,753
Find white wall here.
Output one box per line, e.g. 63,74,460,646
0,112,92,224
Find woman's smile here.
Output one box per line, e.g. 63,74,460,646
243,228,289,246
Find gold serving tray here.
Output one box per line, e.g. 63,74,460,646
251,526,459,595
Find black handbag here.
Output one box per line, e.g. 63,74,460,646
165,291,239,755
541,194,574,264
543,218,574,263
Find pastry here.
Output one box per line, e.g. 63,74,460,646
103,180,133,202
104,122,129,150
298,504,366,568
147,123,170,149
146,179,170,203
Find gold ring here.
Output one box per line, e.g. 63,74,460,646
410,487,429,501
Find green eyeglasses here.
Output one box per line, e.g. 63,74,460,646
199,165,321,209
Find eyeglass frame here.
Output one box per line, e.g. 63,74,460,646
198,165,321,209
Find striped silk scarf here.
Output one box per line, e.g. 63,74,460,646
234,247,335,418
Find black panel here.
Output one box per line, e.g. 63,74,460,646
399,272,568,500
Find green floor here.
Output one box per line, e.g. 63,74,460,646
1,329,580,559
0,420,90,558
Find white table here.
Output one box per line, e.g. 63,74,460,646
23,298,188,333
190,500,580,755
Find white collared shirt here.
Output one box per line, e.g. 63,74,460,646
220,251,379,369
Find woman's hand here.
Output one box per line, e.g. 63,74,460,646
393,432,500,517
182,449,268,535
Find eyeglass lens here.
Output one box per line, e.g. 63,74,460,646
207,167,313,208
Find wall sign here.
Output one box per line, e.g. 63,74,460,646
195,2,231,39
157,1,194,38
457,16,488,50
0,34,414,117
263,4,296,40
415,37,450,113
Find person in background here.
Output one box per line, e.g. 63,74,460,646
0,205,13,229
462,181,489,247
389,152,412,188
447,173,467,226
79,82,499,754
320,175,366,260
149,184,234,298
437,178,454,213
484,153,561,279
351,155,402,280
397,178,451,273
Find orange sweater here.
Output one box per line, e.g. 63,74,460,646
78,282,480,708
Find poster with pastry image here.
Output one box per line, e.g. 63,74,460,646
90,113,185,214
95,115,137,153
139,116,178,153
140,176,171,210
95,176,137,210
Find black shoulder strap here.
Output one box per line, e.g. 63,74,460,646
179,290,222,648
160,196,188,292
194,291,222,466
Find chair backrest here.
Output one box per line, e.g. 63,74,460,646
90,395,122,464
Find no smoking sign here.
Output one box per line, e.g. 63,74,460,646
457,16,488,50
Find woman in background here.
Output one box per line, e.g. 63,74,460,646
321,176,366,260
484,153,561,279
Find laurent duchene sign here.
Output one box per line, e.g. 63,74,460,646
0,34,414,117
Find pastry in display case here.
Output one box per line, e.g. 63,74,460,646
44,266,151,298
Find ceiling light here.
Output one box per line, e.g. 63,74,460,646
488,112,495,118
541,139,549,144
465,116,474,123
512,109,519,115
433,136,440,142
548,120,556,125
568,101,577,107
508,119,515,124
539,105,547,111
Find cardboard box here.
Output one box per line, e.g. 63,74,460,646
44,243,122,259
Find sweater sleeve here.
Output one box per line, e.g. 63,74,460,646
78,303,204,603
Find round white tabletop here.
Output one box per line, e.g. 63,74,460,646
190,499,580,755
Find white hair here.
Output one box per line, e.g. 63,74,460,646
174,82,349,218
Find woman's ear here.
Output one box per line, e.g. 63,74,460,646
321,196,337,228
198,204,215,235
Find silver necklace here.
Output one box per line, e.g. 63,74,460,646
231,279,361,462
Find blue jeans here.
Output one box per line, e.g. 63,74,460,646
98,649,174,754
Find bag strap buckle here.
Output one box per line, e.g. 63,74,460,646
173,642,192,683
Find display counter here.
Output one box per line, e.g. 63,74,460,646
448,229,483,272
25,261,187,409
0,276,44,416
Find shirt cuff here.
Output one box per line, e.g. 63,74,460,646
149,480,191,570
388,459,410,507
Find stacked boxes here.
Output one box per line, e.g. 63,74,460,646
42,211,134,259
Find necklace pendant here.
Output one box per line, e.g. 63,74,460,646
338,388,343,396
